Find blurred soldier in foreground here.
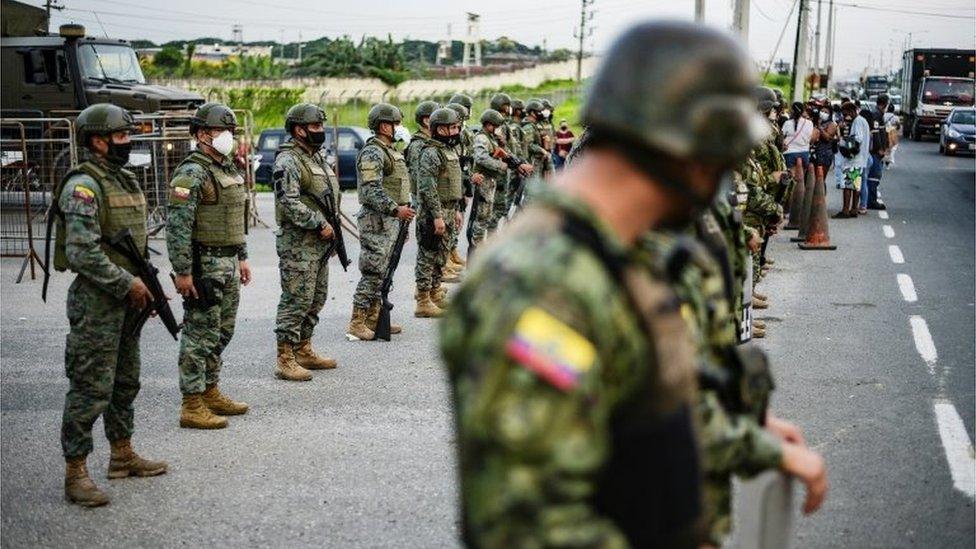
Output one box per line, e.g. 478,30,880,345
273,103,340,380
168,103,251,430
414,107,463,317
53,103,167,506
348,103,415,340
441,21,789,546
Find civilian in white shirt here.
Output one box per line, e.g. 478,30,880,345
781,101,815,170
834,101,871,217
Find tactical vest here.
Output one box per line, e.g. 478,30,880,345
423,141,463,201
358,137,410,205
51,160,147,274
522,121,544,159
472,130,506,177
177,151,246,247
274,143,339,226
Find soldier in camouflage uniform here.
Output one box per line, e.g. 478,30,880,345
52,103,167,507
468,109,508,250
564,125,592,166
485,93,514,233
414,107,464,318
539,98,557,177
405,100,439,201
272,103,341,381
168,103,251,430
741,153,782,321
444,101,474,282
521,100,550,181
750,87,789,306
439,22,816,546
348,103,416,340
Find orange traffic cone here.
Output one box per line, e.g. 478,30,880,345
784,158,805,230
790,164,816,242
799,166,837,250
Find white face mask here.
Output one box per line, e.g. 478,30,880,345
394,124,411,143
820,111,830,122
541,109,551,118
210,130,235,156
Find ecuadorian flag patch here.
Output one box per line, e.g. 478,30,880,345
505,307,596,391
72,185,95,203
170,186,191,203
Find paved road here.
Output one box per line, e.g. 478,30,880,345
1,139,972,547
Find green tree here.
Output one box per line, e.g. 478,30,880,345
154,45,183,72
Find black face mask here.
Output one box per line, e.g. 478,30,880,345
305,129,326,146
434,133,460,147
105,140,132,167
560,125,568,131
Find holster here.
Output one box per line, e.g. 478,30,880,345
417,210,440,251
184,244,222,310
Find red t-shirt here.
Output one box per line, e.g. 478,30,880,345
555,129,575,154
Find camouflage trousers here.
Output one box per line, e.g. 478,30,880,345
468,180,496,245
275,230,330,344
62,277,141,458
353,208,399,310
177,254,240,395
448,198,466,252
415,203,458,292
486,180,509,234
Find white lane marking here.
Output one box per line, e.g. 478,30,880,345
897,274,918,302
934,399,976,499
883,225,895,238
879,210,889,220
889,245,905,264
909,315,938,373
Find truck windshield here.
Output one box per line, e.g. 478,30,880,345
921,79,975,105
78,44,146,84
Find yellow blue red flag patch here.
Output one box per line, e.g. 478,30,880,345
505,306,596,391
72,185,95,203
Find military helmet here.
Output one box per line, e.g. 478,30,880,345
446,102,469,121
541,98,554,110
367,102,403,132
414,100,439,125
581,20,768,164
511,98,525,111
754,86,779,113
75,103,136,146
773,88,785,107
285,103,326,132
480,109,505,128
428,107,460,132
489,93,512,111
190,103,237,132
524,99,544,114
448,93,473,110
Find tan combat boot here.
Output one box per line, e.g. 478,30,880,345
202,383,249,415
346,306,375,341
107,439,168,479
430,285,448,309
753,290,768,301
753,319,767,330
753,295,769,310
275,342,313,381
180,394,228,429
752,322,767,338
65,456,109,507
294,339,338,370
366,302,402,335
441,267,463,284
414,290,444,318
450,247,466,267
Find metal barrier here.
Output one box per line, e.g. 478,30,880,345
0,118,76,282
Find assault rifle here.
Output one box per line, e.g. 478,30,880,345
375,212,412,341
465,183,483,254
104,228,181,340
301,188,351,271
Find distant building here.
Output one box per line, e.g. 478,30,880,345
482,52,539,65
192,43,272,61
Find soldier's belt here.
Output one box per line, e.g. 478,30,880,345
193,243,241,257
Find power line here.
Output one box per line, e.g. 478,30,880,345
833,1,975,19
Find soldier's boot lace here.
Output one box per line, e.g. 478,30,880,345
294,339,338,370
180,394,229,429
202,383,249,415
275,342,313,381
346,307,376,341
107,439,168,479
366,302,402,334
414,291,444,318
65,456,110,507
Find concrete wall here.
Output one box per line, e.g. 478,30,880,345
150,58,599,104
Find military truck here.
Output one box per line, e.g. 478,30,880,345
0,0,203,116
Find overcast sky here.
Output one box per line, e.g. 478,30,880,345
36,0,976,80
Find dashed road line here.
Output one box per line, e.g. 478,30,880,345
897,274,918,302
934,399,976,499
889,245,905,264
909,315,938,374
883,225,895,238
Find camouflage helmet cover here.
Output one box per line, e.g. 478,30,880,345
415,100,440,125
480,108,505,128
367,102,403,132
511,98,525,111
448,93,473,110
489,93,512,111
446,102,470,121
285,103,326,132
754,86,779,113
75,103,136,146
524,99,544,114
191,102,237,131
428,107,460,131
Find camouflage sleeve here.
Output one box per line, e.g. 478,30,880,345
165,163,206,275
416,147,443,218
59,174,134,300
356,145,398,215
746,184,782,221
473,133,507,175
274,152,326,231
697,392,783,476
523,125,547,158
441,279,629,547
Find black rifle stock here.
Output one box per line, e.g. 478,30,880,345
302,189,351,271
105,228,181,340
465,183,483,253
375,213,411,341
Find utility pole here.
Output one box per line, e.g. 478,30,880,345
732,0,750,43
695,0,705,22
574,0,595,82
790,0,810,101
44,0,64,20
298,31,303,63
824,0,834,90
813,0,822,91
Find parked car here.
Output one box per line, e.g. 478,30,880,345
939,107,976,155
254,126,371,190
